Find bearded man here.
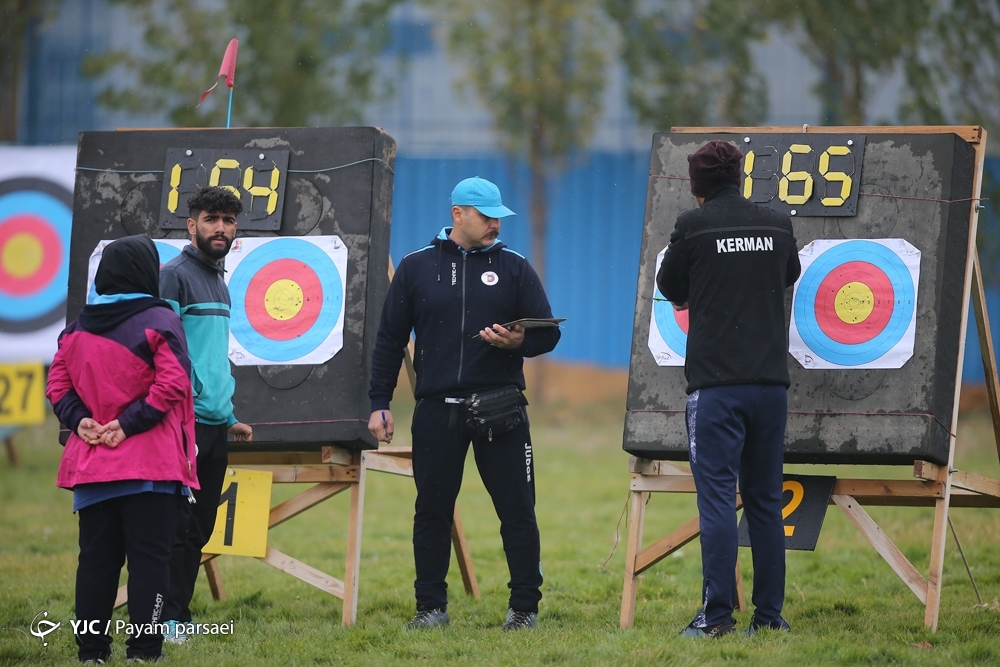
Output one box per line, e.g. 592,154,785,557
159,186,252,643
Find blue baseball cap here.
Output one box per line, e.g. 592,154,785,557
451,177,516,219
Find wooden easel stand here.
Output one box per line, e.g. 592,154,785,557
622,125,1000,632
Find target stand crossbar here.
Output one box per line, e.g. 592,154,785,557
621,126,1000,632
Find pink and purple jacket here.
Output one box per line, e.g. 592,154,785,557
47,304,199,490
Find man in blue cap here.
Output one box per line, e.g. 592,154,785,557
369,176,560,631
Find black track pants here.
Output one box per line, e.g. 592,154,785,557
75,492,182,661
164,422,228,622
410,398,542,613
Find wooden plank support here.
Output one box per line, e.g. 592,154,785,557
832,495,927,604
228,451,326,465
363,452,415,476
734,554,748,612
259,546,345,598
631,475,697,493
342,451,366,625
236,465,359,484
972,249,1000,463
204,558,227,601
269,482,351,529
620,490,648,628
635,514,701,575
671,125,983,143
451,510,481,598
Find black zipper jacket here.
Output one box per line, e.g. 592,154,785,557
656,185,801,394
370,228,560,411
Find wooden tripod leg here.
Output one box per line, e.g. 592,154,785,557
734,553,747,612
620,489,648,628
342,451,367,626
204,558,227,601
451,508,481,598
925,470,954,631
4,437,19,467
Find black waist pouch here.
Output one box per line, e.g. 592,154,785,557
462,386,528,441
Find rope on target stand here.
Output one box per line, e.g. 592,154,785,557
948,516,983,605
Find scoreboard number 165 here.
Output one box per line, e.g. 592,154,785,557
739,134,866,218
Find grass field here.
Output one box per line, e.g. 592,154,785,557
2,395,1000,666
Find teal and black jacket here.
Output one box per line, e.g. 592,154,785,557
159,244,238,427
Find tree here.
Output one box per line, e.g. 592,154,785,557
0,0,61,142
85,0,400,127
435,0,611,286
605,0,768,129
757,0,935,126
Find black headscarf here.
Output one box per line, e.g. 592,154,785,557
78,235,170,333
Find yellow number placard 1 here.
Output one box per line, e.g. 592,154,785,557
0,362,46,427
203,468,273,557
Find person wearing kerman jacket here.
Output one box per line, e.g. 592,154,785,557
47,234,198,664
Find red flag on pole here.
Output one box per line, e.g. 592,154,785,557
198,39,239,107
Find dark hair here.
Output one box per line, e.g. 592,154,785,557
188,186,243,219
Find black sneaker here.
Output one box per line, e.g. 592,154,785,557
501,608,537,631
406,608,449,629
679,619,737,638
743,615,790,637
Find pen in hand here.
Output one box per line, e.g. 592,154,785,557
382,410,388,440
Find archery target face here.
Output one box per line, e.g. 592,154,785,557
648,246,687,366
86,239,187,304
0,147,77,363
226,236,347,365
790,238,920,369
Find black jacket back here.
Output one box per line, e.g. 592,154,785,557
370,229,560,410
656,185,801,393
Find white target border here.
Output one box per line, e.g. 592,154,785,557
225,235,348,366
789,238,921,370
648,245,686,367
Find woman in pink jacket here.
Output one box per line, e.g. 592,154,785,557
47,235,198,664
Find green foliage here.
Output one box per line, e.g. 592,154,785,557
757,0,936,126
437,0,609,167
605,0,768,129
434,0,612,282
0,0,62,141
84,0,400,127
899,0,1000,130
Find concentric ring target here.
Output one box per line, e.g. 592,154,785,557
653,287,688,357
229,238,344,363
87,240,186,304
793,240,916,366
0,178,73,333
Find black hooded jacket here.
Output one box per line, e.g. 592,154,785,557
369,229,560,410
78,235,171,334
656,185,801,393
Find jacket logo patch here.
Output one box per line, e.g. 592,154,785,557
716,236,773,253
481,271,499,286
451,262,457,286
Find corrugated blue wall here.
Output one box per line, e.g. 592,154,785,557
391,153,1000,379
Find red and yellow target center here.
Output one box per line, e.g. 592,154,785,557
263,279,304,321
833,281,875,325
2,232,44,278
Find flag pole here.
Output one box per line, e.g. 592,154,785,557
227,88,233,129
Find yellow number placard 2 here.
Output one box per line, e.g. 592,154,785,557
203,468,273,557
0,362,46,427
